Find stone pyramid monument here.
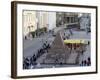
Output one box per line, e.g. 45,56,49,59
49,32,65,50
44,32,67,64
43,31,80,65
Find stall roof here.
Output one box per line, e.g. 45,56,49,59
64,39,86,44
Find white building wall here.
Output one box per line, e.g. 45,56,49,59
23,11,37,36
23,11,57,37
48,12,56,30
38,12,48,29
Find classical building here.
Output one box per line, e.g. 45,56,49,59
23,11,37,38
56,12,79,29
23,11,56,39
79,13,91,30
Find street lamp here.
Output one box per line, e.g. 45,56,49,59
28,24,34,38
36,18,39,37
28,26,31,33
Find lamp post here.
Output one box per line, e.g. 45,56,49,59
36,17,39,37
28,25,31,35
28,24,34,38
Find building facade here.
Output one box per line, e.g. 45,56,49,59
56,12,79,28
79,13,91,30
23,11,56,39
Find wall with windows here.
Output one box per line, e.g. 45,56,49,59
23,11,37,36
23,11,56,37
79,13,91,29
48,12,56,30
38,12,48,29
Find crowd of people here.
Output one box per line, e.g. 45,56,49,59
23,41,50,69
65,43,90,65
80,57,91,66
65,42,91,66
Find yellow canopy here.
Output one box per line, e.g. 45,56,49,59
64,39,85,44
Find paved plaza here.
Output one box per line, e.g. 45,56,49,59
23,27,91,69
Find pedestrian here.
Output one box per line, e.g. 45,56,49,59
81,60,84,66
25,36,27,40
81,50,84,55
88,41,90,45
25,57,30,69
69,29,73,35
87,57,91,66
83,60,87,66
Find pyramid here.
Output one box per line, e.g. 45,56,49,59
49,32,65,51
44,32,67,64
44,32,80,64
